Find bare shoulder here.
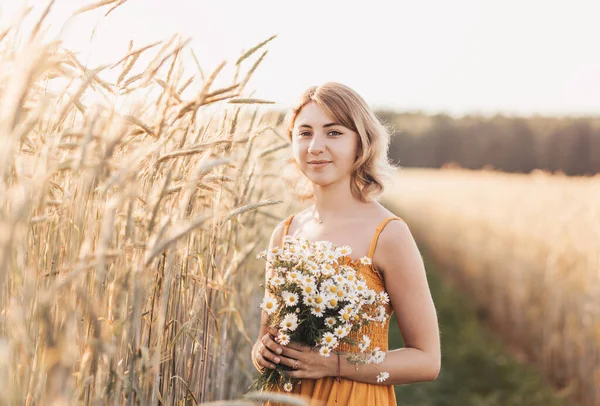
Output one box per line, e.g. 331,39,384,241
378,218,412,250
269,217,288,249
375,217,422,276
270,210,307,248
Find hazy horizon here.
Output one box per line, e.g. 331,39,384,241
2,0,599,117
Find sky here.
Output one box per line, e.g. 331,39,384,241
1,0,600,116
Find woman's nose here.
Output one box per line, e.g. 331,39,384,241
308,134,325,154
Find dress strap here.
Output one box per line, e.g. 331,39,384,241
283,214,295,236
368,217,406,258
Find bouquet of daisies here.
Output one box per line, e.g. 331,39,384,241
252,235,391,392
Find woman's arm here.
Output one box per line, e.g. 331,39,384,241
356,219,441,384
282,220,441,385
251,218,288,372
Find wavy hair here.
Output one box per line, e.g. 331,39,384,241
282,82,398,203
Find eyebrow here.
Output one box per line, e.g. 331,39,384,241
298,123,340,129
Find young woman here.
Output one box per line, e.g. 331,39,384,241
251,83,441,405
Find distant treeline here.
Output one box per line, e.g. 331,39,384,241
375,111,600,176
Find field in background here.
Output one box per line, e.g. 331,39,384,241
385,250,567,406
382,168,600,406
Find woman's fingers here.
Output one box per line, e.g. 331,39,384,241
262,333,283,356
256,348,276,369
277,354,300,369
280,345,304,360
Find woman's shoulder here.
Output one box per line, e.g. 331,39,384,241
283,208,313,230
270,209,309,246
373,214,414,266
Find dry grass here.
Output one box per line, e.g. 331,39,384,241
0,2,296,404
383,167,600,406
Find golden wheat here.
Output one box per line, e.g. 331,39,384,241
382,167,600,406
0,2,291,404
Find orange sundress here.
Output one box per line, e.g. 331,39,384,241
264,214,406,406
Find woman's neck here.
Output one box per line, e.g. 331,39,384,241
311,178,369,222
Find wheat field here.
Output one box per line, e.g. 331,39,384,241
382,167,600,406
0,1,306,404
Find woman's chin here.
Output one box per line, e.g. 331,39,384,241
306,176,336,188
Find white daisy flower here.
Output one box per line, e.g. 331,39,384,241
355,280,368,294
282,291,299,307
300,275,316,286
378,291,390,304
362,291,376,305
369,348,386,364
321,279,334,290
286,270,300,283
334,326,348,338
325,296,339,309
376,306,387,322
276,332,290,346
305,260,319,274
256,250,267,259
325,284,338,294
338,305,354,322
260,297,279,315
283,382,293,392
269,276,285,287
359,335,371,352
280,313,299,332
321,264,335,277
302,283,316,296
325,317,337,327
320,332,338,348
334,289,346,300
311,305,325,317
313,294,326,306
302,295,315,306
335,246,352,257
377,372,390,383
319,346,332,357
323,250,338,263
359,256,372,266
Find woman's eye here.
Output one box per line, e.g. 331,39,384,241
297,130,341,137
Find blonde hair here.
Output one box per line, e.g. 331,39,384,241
282,82,398,203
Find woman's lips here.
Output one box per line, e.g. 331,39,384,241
308,161,331,168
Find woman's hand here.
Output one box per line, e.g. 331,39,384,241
275,330,337,380
254,327,289,370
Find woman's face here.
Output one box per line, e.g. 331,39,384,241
291,101,359,189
